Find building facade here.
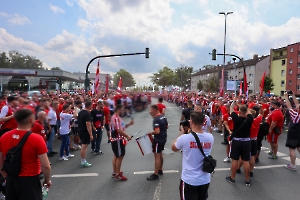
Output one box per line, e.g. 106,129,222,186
285,42,300,95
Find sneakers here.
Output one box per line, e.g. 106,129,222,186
94,151,104,155
223,157,231,163
81,161,92,168
249,172,253,177
59,156,68,161
74,144,81,150
115,173,128,181
284,164,297,171
245,180,251,186
226,176,235,184
268,151,273,155
66,154,74,158
147,173,159,181
268,155,278,159
158,170,163,175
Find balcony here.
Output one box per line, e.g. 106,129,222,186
273,55,287,60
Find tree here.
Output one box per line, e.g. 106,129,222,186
113,69,135,88
150,66,175,87
51,67,61,70
204,75,219,92
174,65,194,89
197,80,204,91
260,75,274,93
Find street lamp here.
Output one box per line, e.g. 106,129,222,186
219,11,233,94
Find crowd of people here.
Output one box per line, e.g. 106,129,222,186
0,89,300,199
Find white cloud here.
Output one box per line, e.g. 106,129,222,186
49,4,65,14
8,14,32,25
0,12,8,17
199,0,208,5
66,0,75,7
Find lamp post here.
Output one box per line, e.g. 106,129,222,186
219,11,233,94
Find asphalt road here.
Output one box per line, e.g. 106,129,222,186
46,99,299,200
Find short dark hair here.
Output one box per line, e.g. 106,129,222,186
190,111,205,126
187,100,193,105
63,103,70,110
14,108,33,126
151,104,159,110
239,105,248,114
85,101,92,108
158,97,163,103
115,104,123,112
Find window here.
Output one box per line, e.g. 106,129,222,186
297,85,300,90
280,91,284,96
248,82,252,86
281,80,285,87
280,52,283,56
282,60,286,65
281,70,285,76
249,90,253,94
249,66,253,70
249,74,253,78
289,80,292,85
298,63,300,68
289,70,293,74
298,51,300,56
290,59,293,64
298,74,300,79
290,48,294,52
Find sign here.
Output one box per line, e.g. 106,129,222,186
226,80,236,91
0,69,36,75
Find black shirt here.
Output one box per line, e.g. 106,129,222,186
78,110,92,134
90,108,104,129
182,107,194,120
153,114,168,144
231,112,253,138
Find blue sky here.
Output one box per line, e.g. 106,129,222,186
1,0,300,85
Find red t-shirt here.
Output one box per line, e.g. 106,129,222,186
103,106,110,125
220,105,227,116
262,103,269,118
0,129,47,176
248,102,256,109
157,103,166,114
266,109,284,132
223,113,234,130
250,115,262,138
31,120,47,141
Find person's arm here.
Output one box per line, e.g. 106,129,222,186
86,121,93,140
230,101,235,115
171,128,184,152
0,106,12,122
38,153,52,188
283,92,292,110
292,93,299,109
268,121,277,134
223,121,232,135
115,128,131,140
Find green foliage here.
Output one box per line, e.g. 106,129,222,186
149,66,175,87
260,75,274,93
0,50,43,69
51,67,61,70
197,80,204,91
113,69,135,88
204,75,219,92
174,65,193,89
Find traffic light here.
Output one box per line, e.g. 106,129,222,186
218,70,222,79
224,70,228,80
212,49,216,60
145,48,150,58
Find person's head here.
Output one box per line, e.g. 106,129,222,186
194,104,202,112
83,101,91,110
248,96,254,102
52,102,59,111
225,103,230,112
40,98,49,109
187,100,193,107
62,103,71,112
158,97,163,103
252,106,260,118
180,119,190,133
272,101,281,109
97,99,103,109
37,111,47,122
14,108,35,128
239,105,248,115
7,96,18,107
149,105,160,118
114,104,123,115
190,111,205,130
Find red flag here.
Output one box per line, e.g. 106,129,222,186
105,74,109,93
260,71,266,96
94,59,100,94
243,68,248,97
117,77,122,92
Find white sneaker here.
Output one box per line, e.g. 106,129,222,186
59,156,68,161
74,144,82,150
66,154,75,158
223,157,231,163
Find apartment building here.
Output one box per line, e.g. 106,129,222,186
285,42,300,95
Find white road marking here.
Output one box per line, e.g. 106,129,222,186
52,173,98,178
261,147,269,150
168,124,176,125
275,152,287,157
153,181,162,200
214,168,231,171
134,170,179,175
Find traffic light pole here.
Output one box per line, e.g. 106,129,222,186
84,48,149,92
209,52,245,69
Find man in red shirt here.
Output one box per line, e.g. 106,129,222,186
0,109,51,199
223,103,234,162
0,96,19,136
157,97,166,115
267,102,284,159
31,111,47,143
248,96,256,109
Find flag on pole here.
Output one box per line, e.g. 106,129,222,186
260,71,266,96
94,59,100,94
105,74,109,93
117,77,122,92
243,68,248,98
239,81,242,96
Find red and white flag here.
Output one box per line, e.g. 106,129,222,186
117,77,122,92
94,59,100,94
260,71,266,96
239,81,242,96
243,68,248,98
219,69,224,96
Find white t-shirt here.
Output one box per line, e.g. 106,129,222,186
202,115,211,132
59,113,73,135
126,97,132,106
0,105,8,118
175,132,214,186
48,108,57,126
107,99,115,111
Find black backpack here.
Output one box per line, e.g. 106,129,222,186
258,121,269,137
2,131,32,177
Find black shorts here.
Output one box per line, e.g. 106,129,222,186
230,140,251,161
71,127,78,135
6,175,42,200
223,129,231,145
256,134,264,150
79,132,90,144
179,180,209,200
152,141,165,153
285,138,300,149
111,140,125,157
250,140,257,156
104,124,110,132
110,110,114,116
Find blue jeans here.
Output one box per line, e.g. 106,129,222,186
92,129,103,152
60,134,70,157
47,126,55,153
